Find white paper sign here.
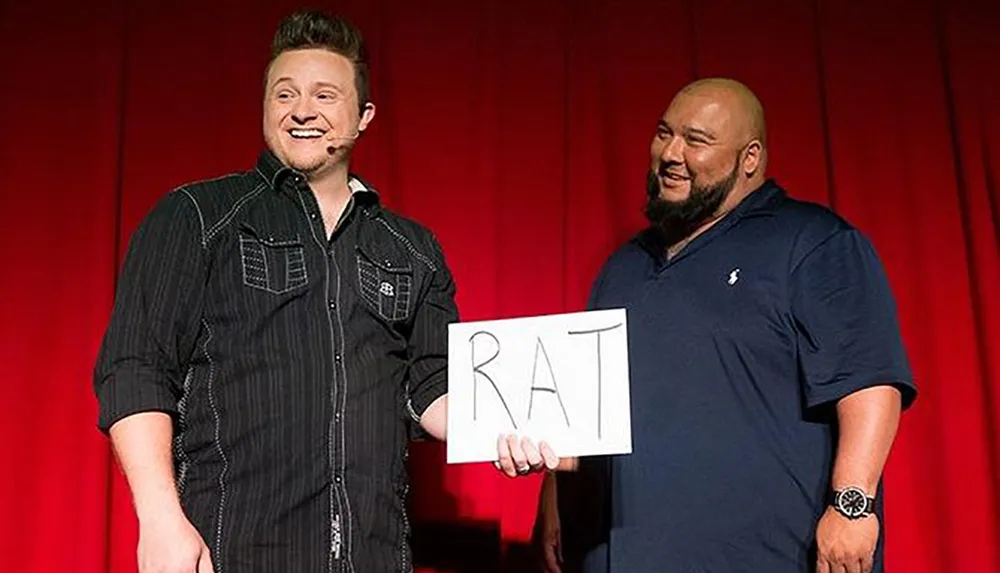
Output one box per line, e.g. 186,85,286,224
446,308,631,464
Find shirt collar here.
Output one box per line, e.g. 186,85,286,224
634,178,787,261
732,178,785,218
254,149,381,206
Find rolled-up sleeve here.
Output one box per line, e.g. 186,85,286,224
791,227,917,410
405,235,459,423
93,190,207,433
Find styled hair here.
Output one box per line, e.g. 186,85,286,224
268,10,371,113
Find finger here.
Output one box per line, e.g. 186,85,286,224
861,554,874,573
846,557,862,573
198,546,215,573
539,441,559,470
556,456,579,472
507,434,529,474
496,434,517,477
521,437,543,469
816,556,831,573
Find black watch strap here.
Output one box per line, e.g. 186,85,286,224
829,486,876,519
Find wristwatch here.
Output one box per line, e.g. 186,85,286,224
829,486,875,520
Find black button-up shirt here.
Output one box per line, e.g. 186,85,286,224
94,150,458,573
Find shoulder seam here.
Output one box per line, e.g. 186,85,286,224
205,182,268,243
372,217,438,272
789,226,854,276
177,188,208,250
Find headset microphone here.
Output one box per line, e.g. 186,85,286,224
326,130,362,155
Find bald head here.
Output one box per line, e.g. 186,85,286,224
674,77,767,150
645,78,769,242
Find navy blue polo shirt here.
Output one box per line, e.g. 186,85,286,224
575,180,917,573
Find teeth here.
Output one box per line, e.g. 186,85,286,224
290,129,324,138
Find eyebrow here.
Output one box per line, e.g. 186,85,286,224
656,120,718,142
683,127,717,141
270,78,344,92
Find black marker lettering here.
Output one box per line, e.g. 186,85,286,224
469,330,517,429
568,323,623,440
527,337,571,427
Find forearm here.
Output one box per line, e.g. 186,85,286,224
109,412,183,523
540,471,558,515
419,394,448,441
831,385,902,493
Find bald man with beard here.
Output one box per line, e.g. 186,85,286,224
529,79,918,573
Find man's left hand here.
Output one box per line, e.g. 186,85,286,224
815,507,879,573
494,434,559,477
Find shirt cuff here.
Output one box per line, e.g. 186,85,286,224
96,377,179,434
805,372,917,411
406,374,447,426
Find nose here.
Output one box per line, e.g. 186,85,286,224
290,98,318,124
657,134,684,164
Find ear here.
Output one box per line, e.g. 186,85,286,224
358,102,376,132
741,139,764,177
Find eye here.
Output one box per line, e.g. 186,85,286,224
656,128,671,140
316,91,339,101
275,91,294,101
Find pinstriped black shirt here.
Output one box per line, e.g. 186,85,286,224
93,150,458,573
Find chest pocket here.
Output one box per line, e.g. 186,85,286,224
355,244,414,323
238,224,309,295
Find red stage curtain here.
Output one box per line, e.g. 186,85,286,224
1,0,997,571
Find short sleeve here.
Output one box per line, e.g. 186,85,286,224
790,228,917,409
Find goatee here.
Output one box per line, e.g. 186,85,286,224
643,159,740,250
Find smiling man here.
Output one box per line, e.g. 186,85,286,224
533,78,918,573
93,10,464,573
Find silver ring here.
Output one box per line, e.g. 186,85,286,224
516,465,531,475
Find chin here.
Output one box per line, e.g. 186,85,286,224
658,183,691,202
285,152,329,173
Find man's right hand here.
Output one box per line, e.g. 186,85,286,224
109,413,211,572
535,472,563,573
138,511,214,573
539,509,563,573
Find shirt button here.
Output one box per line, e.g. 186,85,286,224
335,413,342,422
310,212,318,220
335,354,342,363
334,474,343,484
329,301,336,309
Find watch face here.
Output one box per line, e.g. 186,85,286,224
837,488,869,518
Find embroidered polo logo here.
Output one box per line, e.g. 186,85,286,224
379,281,395,297
727,268,740,285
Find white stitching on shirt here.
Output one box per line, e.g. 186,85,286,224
205,182,267,242
293,190,357,573
370,217,440,425
179,189,208,250
330,252,357,573
372,218,437,272
201,319,228,572
174,366,195,495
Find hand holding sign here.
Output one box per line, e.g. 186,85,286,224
446,309,632,466
493,434,561,477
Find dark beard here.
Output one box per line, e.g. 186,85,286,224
643,158,740,250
